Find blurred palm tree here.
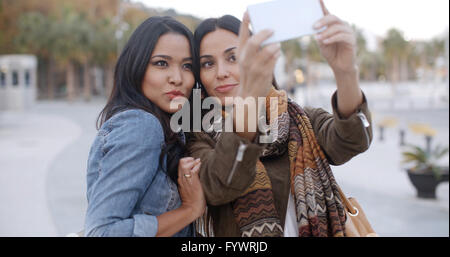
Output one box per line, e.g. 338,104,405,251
382,29,409,84
49,7,94,101
407,37,446,83
90,17,118,98
305,38,323,86
14,11,55,97
281,39,303,90
355,27,378,81
13,1,101,100
280,37,323,97
424,38,446,70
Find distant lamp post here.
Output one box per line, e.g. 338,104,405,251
409,123,437,154
399,129,406,146
378,117,398,141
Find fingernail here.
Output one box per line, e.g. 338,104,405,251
315,34,322,40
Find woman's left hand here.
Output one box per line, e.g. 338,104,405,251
314,0,357,74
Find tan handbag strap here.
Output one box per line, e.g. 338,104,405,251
336,184,358,215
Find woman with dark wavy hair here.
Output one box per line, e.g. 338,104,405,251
188,0,373,237
84,16,205,237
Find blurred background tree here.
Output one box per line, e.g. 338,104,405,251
0,0,201,101
383,29,409,85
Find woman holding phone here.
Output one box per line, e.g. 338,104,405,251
187,0,373,237
84,16,205,237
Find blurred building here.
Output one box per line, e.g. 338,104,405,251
0,55,37,111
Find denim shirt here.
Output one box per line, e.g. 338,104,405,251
84,109,193,237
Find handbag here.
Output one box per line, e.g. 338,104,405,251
336,185,379,237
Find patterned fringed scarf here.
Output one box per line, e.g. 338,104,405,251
196,88,346,237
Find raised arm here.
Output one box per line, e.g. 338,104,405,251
304,92,373,166
314,0,363,118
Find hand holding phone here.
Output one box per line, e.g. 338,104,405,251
247,0,324,45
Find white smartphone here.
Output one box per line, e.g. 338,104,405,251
247,0,324,45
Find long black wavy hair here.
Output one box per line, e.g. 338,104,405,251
97,16,198,183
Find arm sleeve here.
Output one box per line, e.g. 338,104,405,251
304,91,373,166
85,110,165,237
186,132,264,206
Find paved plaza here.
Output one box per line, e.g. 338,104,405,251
0,85,448,237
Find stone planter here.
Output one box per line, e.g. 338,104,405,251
407,167,449,199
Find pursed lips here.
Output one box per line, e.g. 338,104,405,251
166,90,185,100
215,83,239,93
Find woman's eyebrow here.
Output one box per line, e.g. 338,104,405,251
151,55,193,62
224,47,237,54
151,55,171,60
200,47,237,59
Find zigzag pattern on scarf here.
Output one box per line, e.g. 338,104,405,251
232,189,284,237
241,221,284,237
261,112,290,157
234,204,280,222
287,101,346,237
241,161,272,196
293,171,345,237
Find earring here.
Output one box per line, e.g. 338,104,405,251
193,83,206,99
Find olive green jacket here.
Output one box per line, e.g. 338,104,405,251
186,92,373,237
